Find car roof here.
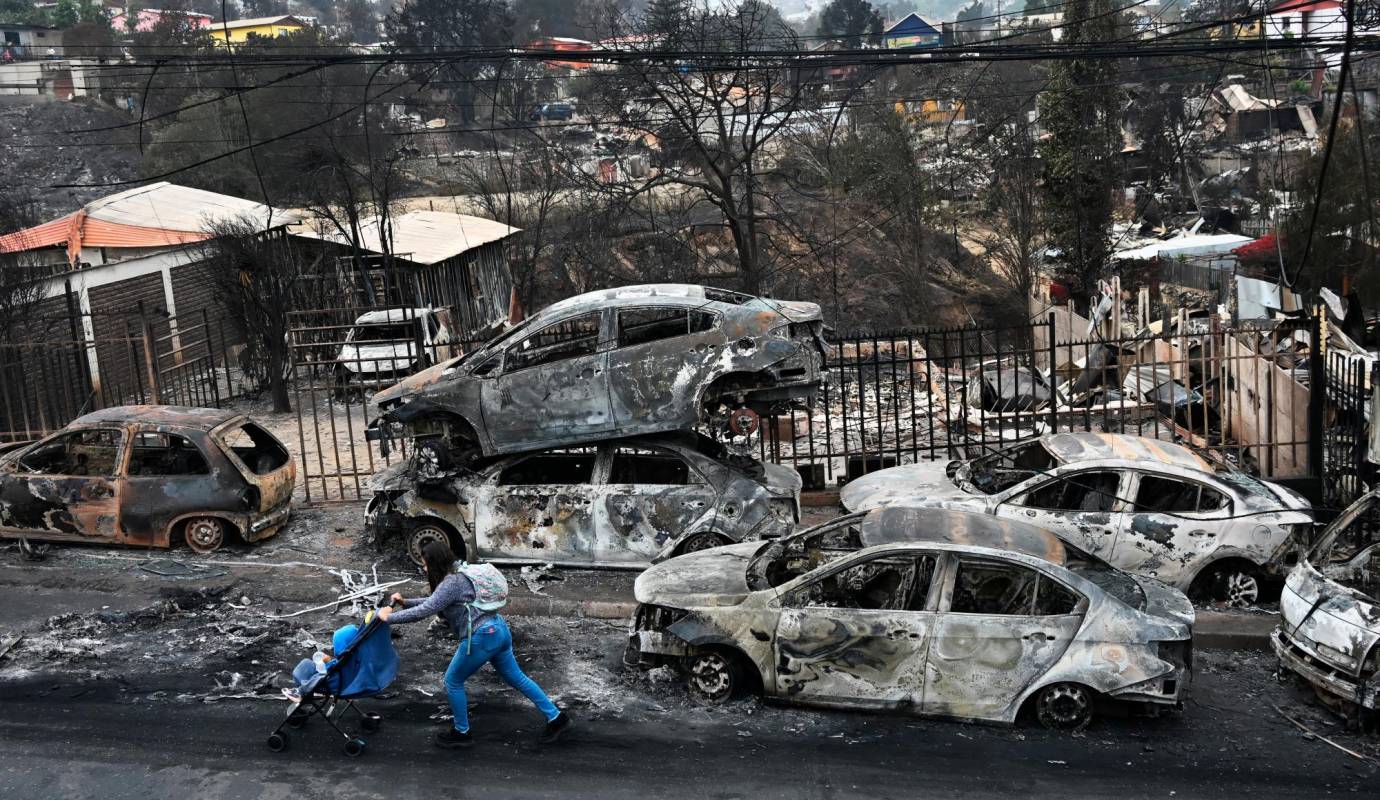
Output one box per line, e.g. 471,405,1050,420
69,405,241,430
1042,432,1213,473
859,506,1067,566
538,284,753,319
353,308,433,324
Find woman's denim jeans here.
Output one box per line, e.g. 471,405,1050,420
444,615,559,733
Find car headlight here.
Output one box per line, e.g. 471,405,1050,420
1315,642,1357,669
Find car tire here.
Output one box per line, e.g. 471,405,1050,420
1193,563,1261,609
407,521,463,566
266,731,289,752
184,517,227,554
686,650,747,706
1035,683,1094,732
677,531,729,555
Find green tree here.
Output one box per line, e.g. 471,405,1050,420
52,0,79,29
642,0,689,38
386,0,514,125
1037,0,1124,306
340,0,378,42
816,0,883,48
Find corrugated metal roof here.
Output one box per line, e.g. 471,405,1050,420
213,15,308,30
291,210,519,265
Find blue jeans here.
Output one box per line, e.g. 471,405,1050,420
444,616,559,733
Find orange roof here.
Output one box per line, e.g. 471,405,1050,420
0,210,212,264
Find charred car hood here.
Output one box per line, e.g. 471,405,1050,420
840,462,977,512
372,355,464,408
745,298,822,324
634,542,757,607
1280,561,1380,674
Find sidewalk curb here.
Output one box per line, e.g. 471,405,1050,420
508,597,1279,650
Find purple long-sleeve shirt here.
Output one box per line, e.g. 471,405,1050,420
389,573,496,637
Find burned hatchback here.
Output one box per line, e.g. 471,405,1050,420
0,406,295,553
366,432,802,566
367,284,827,470
1273,488,1380,726
628,506,1194,730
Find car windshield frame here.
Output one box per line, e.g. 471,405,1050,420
957,439,1061,495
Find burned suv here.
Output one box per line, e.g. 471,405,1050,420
367,284,827,471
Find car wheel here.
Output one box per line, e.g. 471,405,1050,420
1035,683,1093,732
184,517,226,554
686,650,746,706
407,521,460,566
413,438,450,481
677,531,729,555
1196,564,1261,609
266,731,288,752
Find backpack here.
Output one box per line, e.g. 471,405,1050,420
457,561,508,612
454,561,507,653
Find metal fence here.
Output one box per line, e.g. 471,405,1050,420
288,312,1352,506
0,308,252,442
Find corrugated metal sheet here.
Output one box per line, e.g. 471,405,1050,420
291,210,520,266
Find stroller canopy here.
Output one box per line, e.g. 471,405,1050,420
329,617,400,699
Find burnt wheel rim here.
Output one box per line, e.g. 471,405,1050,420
1038,684,1091,730
408,526,449,565
681,533,726,554
1220,571,1259,608
185,518,225,554
689,653,733,703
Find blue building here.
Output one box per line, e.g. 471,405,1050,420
882,13,942,48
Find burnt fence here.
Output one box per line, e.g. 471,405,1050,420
0,308,254,443
290,312,1364,508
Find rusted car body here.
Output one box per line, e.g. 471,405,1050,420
367,284,827,467
840,433,1313,606
1273,489,1380,723
0,406,296,553
365,432,802,567
628,506,1194,729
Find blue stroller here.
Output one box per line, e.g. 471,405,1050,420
266,612,399,757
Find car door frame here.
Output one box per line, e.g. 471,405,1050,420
478,308,615,451
120,426,230,548
922,551,1087,722
605,304,726,431
0,425,129,543
594,441,721,562
768,545,942,709
470,445,605,564
1114,469,1237,586
992,466,1131,559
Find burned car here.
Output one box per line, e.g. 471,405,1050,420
365,432,802,566
627,506,1194,730
0,406,295,553
840,433,1313,606
1273,489,1380,725
367,284,827,468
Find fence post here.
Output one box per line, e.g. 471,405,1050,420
63,279,95,409
138,302,162,403
1046,313,1058,434
1308,311,1325,479
203,308,221,407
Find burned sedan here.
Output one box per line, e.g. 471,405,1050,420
841,433,1313,606
367,284,827,469
627,506,1194,730
1273,489,1380,725
0,406,295,553
365,432,802,567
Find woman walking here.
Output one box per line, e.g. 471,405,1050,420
378,541,571,748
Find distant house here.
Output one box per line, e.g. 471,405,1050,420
882,13,942,49
0,23,60,59
109,8,213,33
206,15,310,45
529,36,595,71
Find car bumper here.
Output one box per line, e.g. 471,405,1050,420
245,502,292,542
1273,628,1380,711
364,500,409,542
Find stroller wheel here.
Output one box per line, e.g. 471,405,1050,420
286,709,310,729
361,713,382,732
344,738,367,757
266,732,289,752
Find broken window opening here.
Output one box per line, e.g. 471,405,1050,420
220,423,289,475
748,515,866,590
498,449,598,485
794,555,935,611
17,429,123,477
129,433,209,476
950,560,1043,616
506,311,601,371
1023,471,1120,513
616,307,717,348
1134,475,1227,514
704,287,756,305
965,440,1058,494
608,447,700,485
